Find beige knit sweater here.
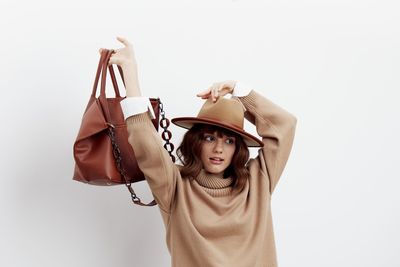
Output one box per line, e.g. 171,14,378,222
125,89,297,267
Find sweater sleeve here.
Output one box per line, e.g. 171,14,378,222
124,111,179,213
235,89,297,195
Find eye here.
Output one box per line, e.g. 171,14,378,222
226,138,235,145
204,134,215,142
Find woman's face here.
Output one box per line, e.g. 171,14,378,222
200,131,236,176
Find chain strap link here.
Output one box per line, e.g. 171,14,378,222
106,99,175,206
159,100,176,163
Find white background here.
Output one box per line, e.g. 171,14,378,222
1,0,399,266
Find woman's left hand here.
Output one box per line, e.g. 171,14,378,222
99,36,137,68
196,80,237,102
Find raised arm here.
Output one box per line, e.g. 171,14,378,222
234,82,297,195
197,80,297,195
103,37,179,213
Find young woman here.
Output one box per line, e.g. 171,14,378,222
100,36,297,267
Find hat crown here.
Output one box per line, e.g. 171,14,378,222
197,98,244,129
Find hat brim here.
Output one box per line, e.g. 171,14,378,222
171,117,264,147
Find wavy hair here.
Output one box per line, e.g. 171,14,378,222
176,123,250,194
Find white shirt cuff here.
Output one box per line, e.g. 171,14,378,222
230,81,253,112
231,81,253,97
120,96,156,121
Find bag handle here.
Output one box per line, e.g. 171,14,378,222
98,50,117,123
91,50,125,98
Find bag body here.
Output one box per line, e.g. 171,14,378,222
72,49,174,206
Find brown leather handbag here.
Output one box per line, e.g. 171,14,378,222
72,49,175,206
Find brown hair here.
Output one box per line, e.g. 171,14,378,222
176,123,250,194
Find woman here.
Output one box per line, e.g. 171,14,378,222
100,36,297,267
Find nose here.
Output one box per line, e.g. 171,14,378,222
213,138,224,153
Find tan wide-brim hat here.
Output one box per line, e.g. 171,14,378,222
171,97,264,147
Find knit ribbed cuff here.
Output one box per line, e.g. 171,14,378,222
236,89,258,109
125,111,154,127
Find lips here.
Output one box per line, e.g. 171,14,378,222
209,157,224,165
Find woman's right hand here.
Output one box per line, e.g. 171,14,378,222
197,80,237,102
99,36,137,68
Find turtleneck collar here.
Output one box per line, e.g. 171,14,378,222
194,169,233,197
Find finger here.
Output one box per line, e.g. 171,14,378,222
99,48,106,54
196,93,211,98
108,56,114,66
196,93,208,99
213,88,220,102
215,87,220,97
197,92,211,99
219,85,228,97
196,92,206,96
197,86,213,95
197,92,210,98
116,36,131,47
215,85,220,95
218,84,230,96
196,89,210,96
